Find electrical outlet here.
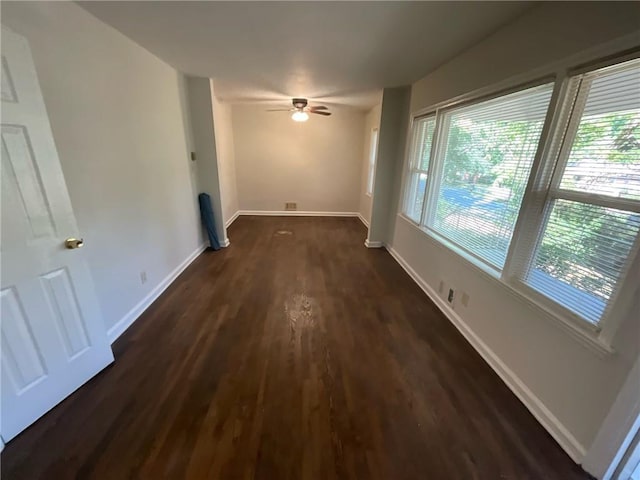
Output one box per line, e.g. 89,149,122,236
140,271,147,284
285,202,297,211
190,151,196,161
447,288,454,304
461,292,470,308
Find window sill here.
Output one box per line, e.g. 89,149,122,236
396,213,615,358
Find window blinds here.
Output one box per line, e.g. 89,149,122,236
415,116,436,171
405,116,436,222
526,58,640,324
527,201,639,323
560,61,640,200
429,83,554,269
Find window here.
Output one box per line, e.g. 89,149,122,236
427,84,554,269
366,129,379,195
524,59,640,324
403,116,436,222
401,55,640,335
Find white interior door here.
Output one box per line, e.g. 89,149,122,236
1,27,114,442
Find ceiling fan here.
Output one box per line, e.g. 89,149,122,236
267,98,331,122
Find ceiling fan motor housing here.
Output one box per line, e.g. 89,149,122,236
292,98,308,109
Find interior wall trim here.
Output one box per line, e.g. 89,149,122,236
385,245,587,465
364,239,383,248
357,213,370,228
107,243,207,344
225,210,240,228
238,210,359,217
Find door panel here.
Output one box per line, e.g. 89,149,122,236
2,124,56,239
1,288,48,392
1,27,113,442
40,268,91,358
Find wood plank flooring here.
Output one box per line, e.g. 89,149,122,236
2,216,592,479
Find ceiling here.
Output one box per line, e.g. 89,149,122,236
79,1,534,109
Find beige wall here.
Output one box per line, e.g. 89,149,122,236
358,104,382,225
2,2,203,334
232,105,365,213
386,0,640,465
186,77,226,244
369,88,410,246
210,88,239,226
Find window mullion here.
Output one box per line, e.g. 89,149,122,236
547,76,593,191
553,189,640,213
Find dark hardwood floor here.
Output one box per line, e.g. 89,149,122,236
2,217,591,479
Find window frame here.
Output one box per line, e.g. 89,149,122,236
423,82,555,271
366,128,379,196
401,113,437,224
398,51,640,353
506,59,640,336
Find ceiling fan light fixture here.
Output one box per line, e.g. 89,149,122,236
268,98,329,119
291,110,309,122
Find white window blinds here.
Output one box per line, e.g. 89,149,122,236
525,58,640,324
527,201,639,323
427,83,554,269
560,62,640,199
403,116,436,222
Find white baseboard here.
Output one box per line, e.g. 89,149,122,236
385,245,587,464
357,213,369,228
107,243,207,344
238,210,359,217
220,238,230,247
364,239,383,248
225,210,240,228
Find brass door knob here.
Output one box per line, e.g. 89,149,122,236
65,238,84,249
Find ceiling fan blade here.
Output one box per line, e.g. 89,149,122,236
310,110,331,116
308,106,328,111
266,108,293,112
